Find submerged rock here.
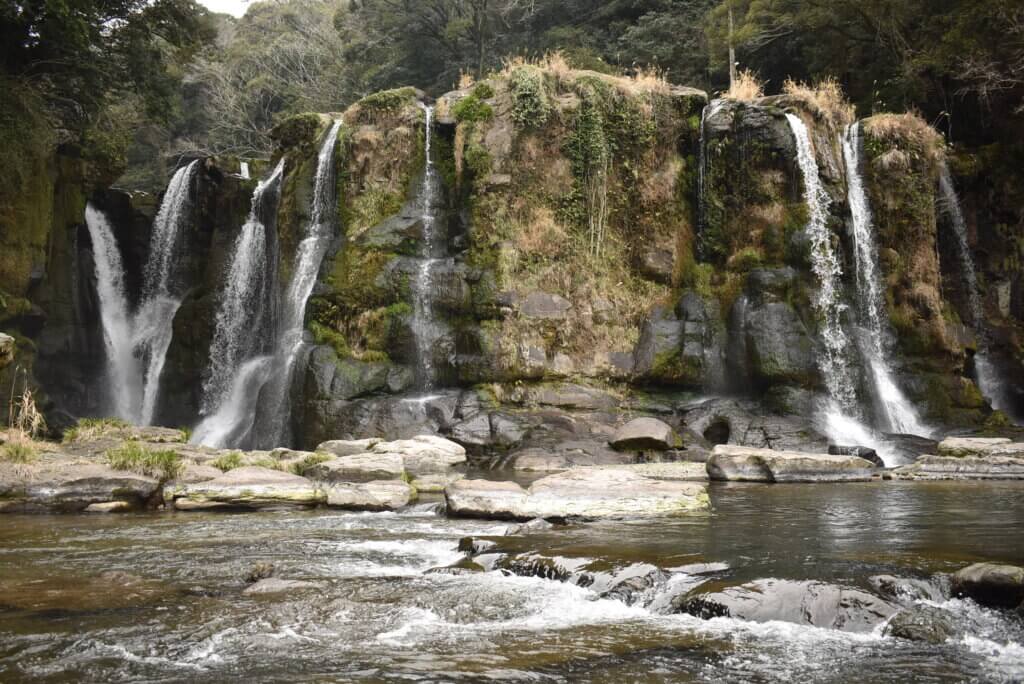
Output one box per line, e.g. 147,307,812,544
167,467,324,510
951,562,1024,608
243,578,322,596
707,444,876,482
676,579,897,632
884,605,957,644
445,467,709,521
610,417,680,451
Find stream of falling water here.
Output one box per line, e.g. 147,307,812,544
193,159,285,447
843,123,931,437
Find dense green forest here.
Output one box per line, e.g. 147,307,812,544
3,0,1022,194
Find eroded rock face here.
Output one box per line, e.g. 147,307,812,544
951,562,1024,608
890,455,1024,480
937,437,1024,458
707,444,876,482
445,467,709,520
676,579,897,633
167,466,324,510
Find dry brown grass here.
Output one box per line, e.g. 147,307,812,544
864,112,946,162
457,71,475,90
514,206,568,258
782,77,855,126
724,70,764,101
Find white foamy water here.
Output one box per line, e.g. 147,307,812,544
843,123,931,437
191,355,273,448
815,399,901,466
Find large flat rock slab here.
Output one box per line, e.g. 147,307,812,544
305,453,405,483
445,468,709,521
324,480,414,511
0,461,160,512
890,455,1024,480
167,467,324,510
609,417,680,451
707,445,876,482
937,437,1024,458
313,434,466,492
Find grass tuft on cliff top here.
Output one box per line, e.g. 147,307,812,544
63,417,131,443
106,441,183,481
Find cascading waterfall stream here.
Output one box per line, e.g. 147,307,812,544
253,120,342,448
787,115,901,464
411,103,448,389
134,160,199,426
192,159,285,447
843,123,931,437
938,164,1017,419
84,203,141,421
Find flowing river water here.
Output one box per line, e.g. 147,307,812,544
1,481,1022,682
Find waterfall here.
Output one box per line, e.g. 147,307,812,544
84,203,141,421
253,120,342,447
192,356,274,448
938,164,1017,419
410,104,448,389
135,160,199,426
200,158,285,417
843,123,931,437
239,161,250,179
786,114,856,410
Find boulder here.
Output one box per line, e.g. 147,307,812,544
0,333,13,368
168,467,324,510
84,501,134,513
372,435,466,491
744,301,816,387
518,291,572,320
883,605,957,644
610,417,680,451
868,575,947,603
829,445,883,468
951,562,1024,608
937,437,1024,458
324,480,415,511
243,578,322,596
639,247,674,284
676,579,897,633
707,444,876,482
174,464,224,484
890,455,1024,480
445,468,709,521
316,438,383,457
304,453,405,483
0,462,160,512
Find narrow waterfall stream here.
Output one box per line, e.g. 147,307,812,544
843,123,931,437
253,120,342,448
938,164,1018,420
135,160,199,426
84,203,140,420
410,104,448,389
193,159,286,448
787,115,902,463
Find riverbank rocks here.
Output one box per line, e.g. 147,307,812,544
0,460,161,512
676,579,897,633
167,467,324,510
445,468,709,520
883,605,957,643
314,434,466,491
706,445,877,482
890,455,1024,480
324,480,415,511
610,418,680,452
937,437,1024,458
951,562,1024,609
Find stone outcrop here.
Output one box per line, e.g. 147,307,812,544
937,437,1024,458
609,417,680,451
312,434,466,491
883,605,957,643
0,460,160,512
706,444,877,482
890,455,1024,480
445,467,709,520
167,467,324,510
951,562,1024,608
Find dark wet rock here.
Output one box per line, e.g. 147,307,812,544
707,445,876,482
458,537,499,555
450,412,493,450
632,307,690,384
511,382,619,411
829,445,884,468
890,455,1024,480
511,442,632,472
680,397,829,453
243,578,322,596
672,562,731,576
324,480,414,511
358,214,422,254
869,574,948,603
676,579,897,633
445,468,709,521
490,412,528,448
639,247,674,284
610,418,680,452
167,467,324,510
744,301,816,387
426,558,485,575
300,392,456,448
884,605,957,644
951,562,1024,608
246,562,275,583
0,461,160,512
504,518,556,535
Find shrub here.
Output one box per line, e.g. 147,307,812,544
471,82,495,100
63,417,130,443
1,441,38,464
724,69,764,102
452,95,494,124
211,451,244,472
508,66,551,128
106,441,183,481
292,452,331,477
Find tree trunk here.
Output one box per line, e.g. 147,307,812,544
728,1,737,88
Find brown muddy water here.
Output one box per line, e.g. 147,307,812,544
0,481,1022,682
